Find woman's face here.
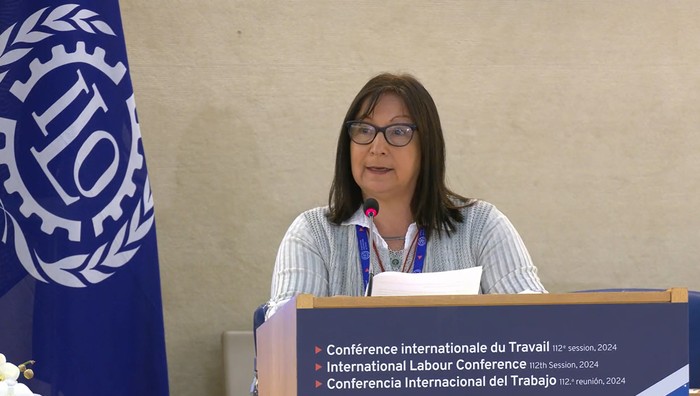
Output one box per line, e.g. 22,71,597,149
350,93,421,204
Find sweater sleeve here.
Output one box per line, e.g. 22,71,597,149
475,205,546,294
267,211,329,318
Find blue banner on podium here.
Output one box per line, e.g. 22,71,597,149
286,299,688,395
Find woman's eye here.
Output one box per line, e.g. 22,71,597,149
390,127,409,136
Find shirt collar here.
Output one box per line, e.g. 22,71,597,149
341,207,370,228
341,206,420,249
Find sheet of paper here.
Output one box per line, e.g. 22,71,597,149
370,267,483,296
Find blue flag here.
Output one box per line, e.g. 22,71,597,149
0,1,169,395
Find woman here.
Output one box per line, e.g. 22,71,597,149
267,73,545,317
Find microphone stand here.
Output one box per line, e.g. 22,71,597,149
363,198,379,296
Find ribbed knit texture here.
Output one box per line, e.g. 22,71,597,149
267,200,545,317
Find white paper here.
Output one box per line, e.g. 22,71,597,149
370,267,483,297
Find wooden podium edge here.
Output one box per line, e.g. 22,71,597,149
670,287,688,303
295,287,688,309
258,294,299,395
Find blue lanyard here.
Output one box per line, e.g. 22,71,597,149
355,225,427,291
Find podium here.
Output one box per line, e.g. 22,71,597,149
258,289,689,396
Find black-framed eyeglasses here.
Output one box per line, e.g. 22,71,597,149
345,121,417,147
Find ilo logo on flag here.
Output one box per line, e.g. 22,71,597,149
0,4,154,288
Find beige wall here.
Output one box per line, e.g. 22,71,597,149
120,1,700,394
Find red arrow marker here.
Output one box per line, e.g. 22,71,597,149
315,346,322,354
315,380,322,388
315,363,322,371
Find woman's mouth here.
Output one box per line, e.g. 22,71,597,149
367,166,392,174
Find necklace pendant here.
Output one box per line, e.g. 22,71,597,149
390,258,401,269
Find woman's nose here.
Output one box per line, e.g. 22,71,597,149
369,131,389,155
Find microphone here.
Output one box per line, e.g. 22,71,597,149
363,198,379,296
363,198,379,218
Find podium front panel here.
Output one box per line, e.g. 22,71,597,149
295,302,688,395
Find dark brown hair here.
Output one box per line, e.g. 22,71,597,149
327,73,475,238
